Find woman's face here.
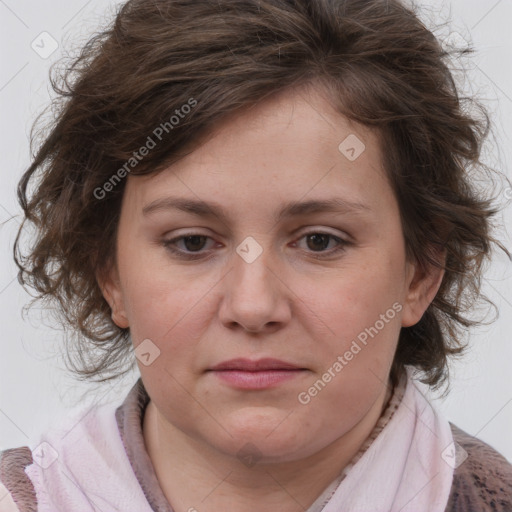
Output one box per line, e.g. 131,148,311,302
100,85,443,463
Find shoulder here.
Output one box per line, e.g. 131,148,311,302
445,422,512,512
0,447,37,512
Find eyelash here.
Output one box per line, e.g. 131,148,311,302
161,231,351,260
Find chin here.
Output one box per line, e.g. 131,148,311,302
209,415,314,462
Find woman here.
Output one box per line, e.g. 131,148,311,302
1,0,511,510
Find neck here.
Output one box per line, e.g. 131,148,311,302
142,383,392,512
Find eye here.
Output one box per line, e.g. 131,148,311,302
293,231,350,256
162,234,216,259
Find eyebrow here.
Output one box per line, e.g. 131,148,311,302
142,196,372,224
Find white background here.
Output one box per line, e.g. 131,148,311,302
1,0,511,461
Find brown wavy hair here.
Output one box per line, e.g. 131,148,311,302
14,0,510,389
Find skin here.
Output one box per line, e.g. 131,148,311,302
98,83,445,512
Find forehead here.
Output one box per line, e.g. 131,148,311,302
122,85,392,220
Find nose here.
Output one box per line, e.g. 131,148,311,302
218,243,292,334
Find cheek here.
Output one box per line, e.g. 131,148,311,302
298,257,403,333
120,267,222,380
295,270,402,425
293,255,404,384
118,259,196,344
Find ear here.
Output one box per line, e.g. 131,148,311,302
401,247,446,328
96,263,130,329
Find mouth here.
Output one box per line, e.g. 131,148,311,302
209,358,306,371
207,358,308,389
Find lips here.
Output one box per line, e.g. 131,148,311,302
208,358,305,372
207,358,307,390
